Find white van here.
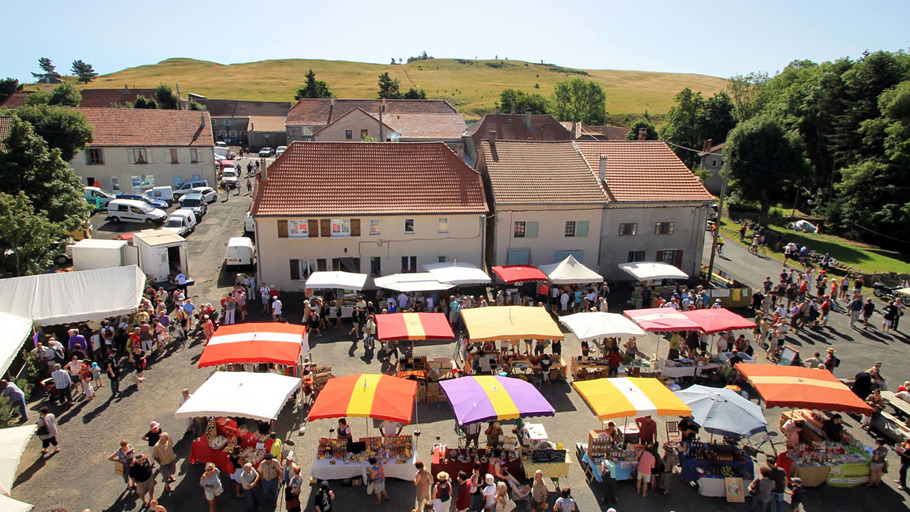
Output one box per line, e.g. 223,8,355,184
244,211,256,233
224,237,256,267
174,180,210,198
106,199,167,224
145,186,175,205
162,210,197,237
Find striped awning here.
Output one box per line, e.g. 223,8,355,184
440,376,554,426
573,377,692,421
197,322,304,368
307,374,418,424
376,312,454,341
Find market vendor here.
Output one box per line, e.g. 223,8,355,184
485,421,504,449
337,419,353,442
379,419,403,437
821,414,852,443
488,449,509,480
678,416,700,442
602,422,618,444
635,415,657,444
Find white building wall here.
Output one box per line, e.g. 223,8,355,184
493,206,603,267
70,146,217,192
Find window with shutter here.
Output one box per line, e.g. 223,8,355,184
350,219,361,236
277,220,289,238
316,259,327,271
290,259,300,280
309,219,320,237
526,221,539,238
576,221,589,237
320,219,330,237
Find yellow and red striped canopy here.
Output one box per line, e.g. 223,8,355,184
307,374,418,424
735,364,872,415
573,377,692,421
376,312,454,341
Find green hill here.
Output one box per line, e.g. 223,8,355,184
59,57,728,119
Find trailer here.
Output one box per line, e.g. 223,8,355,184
132,229,189,284
71,239,138,271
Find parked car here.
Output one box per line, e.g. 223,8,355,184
106,199,167,224
162,210,197,237
144,186,175,205
178,194,207,218
174,180,210,198
259,147,274,157
84,186,116,209
215,141,227,147
185,186,218,203
224,237,256,267
275,145,288,157
116,193,168,210
221,169,239,189
244,210,256,233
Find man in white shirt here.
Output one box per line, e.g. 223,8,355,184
272,296,283,321
379,420,402,437
397,292,409,311
51,364,73,404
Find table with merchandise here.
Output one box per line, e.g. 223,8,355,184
310,435,417,481
788,440,872,488
519,423,572,479
189,418,274,474
582,429,640,482
679,442,754,497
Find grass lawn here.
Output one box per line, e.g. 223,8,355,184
720,220,910,275
30,57,728,120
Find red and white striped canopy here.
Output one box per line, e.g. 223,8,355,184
197,322,305,368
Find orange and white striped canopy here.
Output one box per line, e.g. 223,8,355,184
573,377,692,421
735,364,873,415
197,322,304,368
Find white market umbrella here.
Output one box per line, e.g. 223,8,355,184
175,372,301,423
0,424,36,496
304,271,368,291
559,312,646,341
618,262,689,281
374,273,455,292
0,494,33,512
423,261,492,286
673,384,767,438
539,255,603,285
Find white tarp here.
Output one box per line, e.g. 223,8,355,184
374,273,455,293
0,424,36,496
539,255,604,284
175,371,301,422
0,266,145,326
423,261,492,286
0,313,33,376
305,271,368,291
0,494,33,512
559,312,646,341
618,262,689,281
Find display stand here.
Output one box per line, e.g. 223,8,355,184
310,435,417,481
582,429,640,482
788,441,871,488
678,442,754,485
430,446,522,480
518,423,571,479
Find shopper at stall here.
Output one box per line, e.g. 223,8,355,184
678,416,699,442
531,470,549,511
414,461,433,511
787,477,804,511
868,438,888,488
269,432,283,462
454,471,472,512
143,421,162,447
482,473,497,510
750,466,774,512
200,462,224,512
108,439,136,490
258,453,282,511
368,456,388,505
636,445,656,497
285,465,303,512
635,415,657,444
552,487,576,511
239,462,260,511
464,422,481,449
493,481,512,512
658,444,680,495
152,433,178,492
433,471,453,512
129,453,156,506
768,456,788,512
485,421,504,449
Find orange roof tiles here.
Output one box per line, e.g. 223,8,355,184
77,108,214,147
0,88,159,109
477,140,606,206
575,141,714,203
287,99,458,125
251,142,488,216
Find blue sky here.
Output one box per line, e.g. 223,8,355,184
2,0,907,83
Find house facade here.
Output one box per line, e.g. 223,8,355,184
698,141,726,194
69,108,216,193
312,108,400,142
196,99,290,148
251,142,488,290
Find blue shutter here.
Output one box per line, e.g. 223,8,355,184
577,221,589,237
526,221,539,238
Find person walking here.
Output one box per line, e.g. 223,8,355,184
258,453,282,511
896,438,910,490
414,461,432,511
152,433,178,492
433,471,453,512
531,470,549,511
368,456,388,505
455,470,472,512
36,407,60,456
767,457,788,512
239,462,260,512
862,298,876,329
868,438,887,488
635,444,656,497
130,453,157,506
109,439,136,490
50,364,73,405
749,466,774,512
314,481,334,512
553,487,576,511
284,465,303,512
200,462,224,512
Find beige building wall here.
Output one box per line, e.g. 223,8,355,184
256,213,485,290
598,205,710,280
493,206,603,267
70,146,217,192
313,112,400,142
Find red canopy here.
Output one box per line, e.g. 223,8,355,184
197,322,304,368
491,265,548,284
735,363,873,416
376,312,454,341
623,308,701,332
683,308,756,334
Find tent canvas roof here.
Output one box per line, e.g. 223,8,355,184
0,424,36,496
735,364,872,415
539,255,603,284
618,262,689,281
559,312,646,341
460,306,564,342
304,271,368,290
0,266,145,326
683,308,756,334
623,308,701,332
0,312,32,376
491,265,548,284
175,371,301,422
374,273,454,292
423,261,491,285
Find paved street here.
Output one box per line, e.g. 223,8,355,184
12,175,910,512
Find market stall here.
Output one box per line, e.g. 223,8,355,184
374,273,454,293
736,364,874,488
196,322,305,372
539,255,604,284
461,306,564,342
491,265,548,284
307,374,419,481
304,271,368,291
618,262,689,309
178,372,302,473
423,261,492,286
682,308,756,334
623,308,701,362
559,312,646,342
430,445,522,481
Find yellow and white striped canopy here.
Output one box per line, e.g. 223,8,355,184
572,377,692,421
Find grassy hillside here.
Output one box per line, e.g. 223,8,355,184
58,57,727,120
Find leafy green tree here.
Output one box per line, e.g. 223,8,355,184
0,78,22,104
188,100,204,111
48,83,81,107
551,78,606,125
14,105,93,161
662,88,706,167
155,84,179,109
294,70,332,99
625,120,659,140
726,72,769,122
0,191,58,277
377,72,402,99
133,95,158,109
499,89,549,114
725,115,813,218
402,88,427,99
31,57,60,82
702,91,735,144
71,60,98,84
24,90,52,106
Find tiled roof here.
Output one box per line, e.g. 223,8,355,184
198,99,290,117
387,113,466,140
698,141,726,157
77,108,214,147
477,140,606,206
251,142,488,216
249,116,287,133
575,141,714,203
560,122,630,140
0,91,31,108
0,88,160,109
286,99,458,126
468,114,572,151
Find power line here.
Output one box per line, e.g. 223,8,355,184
845,220,910,245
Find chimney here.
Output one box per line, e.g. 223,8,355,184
598,155,607,183
124,84,129,93
706,138,713,151
638,127,647,141
488,130,497,160
524,110,532,130
200,110,206,129
494,106,500,115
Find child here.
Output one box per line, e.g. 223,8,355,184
91,361,103,389
787,477,803,511
136,350,147,385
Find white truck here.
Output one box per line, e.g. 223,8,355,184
132,229,190,284
71,239,138,271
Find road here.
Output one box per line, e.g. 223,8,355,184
12,170,910,512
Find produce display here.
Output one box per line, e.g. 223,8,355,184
685,443,747,463
316,435,414,463
439,446,520,463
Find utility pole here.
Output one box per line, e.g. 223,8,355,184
706,164,727,285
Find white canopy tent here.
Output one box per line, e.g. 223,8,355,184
374,273,455,293
0,424,36,497
618,262,689,281
0,313,33,376
0,495,33,512
559,312,646,341
423,261,492,286
0,266,145,326
304,271,368,291
175,371,301,422
539,255,604,285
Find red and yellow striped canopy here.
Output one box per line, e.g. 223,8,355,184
376,312,454,341
307,374,418,424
